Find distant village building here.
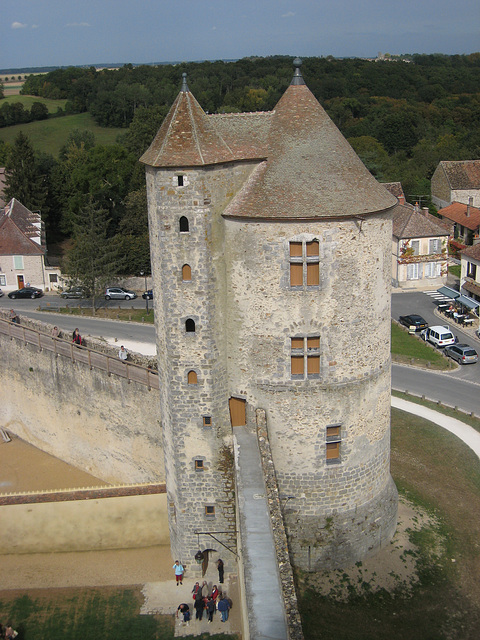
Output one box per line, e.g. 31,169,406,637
384,182,450,289
460,243,480,303
0,198,60,292
437,199,480,246
141,60,398,571
431,160,480,210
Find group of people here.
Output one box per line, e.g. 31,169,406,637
177,581,232,625
0,622,18,639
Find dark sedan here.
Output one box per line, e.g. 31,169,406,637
8,287,43,299
142,289,153,300
398,314,428,332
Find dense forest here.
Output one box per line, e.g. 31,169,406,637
1,54,479,277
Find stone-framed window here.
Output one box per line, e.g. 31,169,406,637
205,505,215,518
179,216,189,232
187,370,198,385
291,336,320,378
186,318,195,332
194,458,205,472
406,263,420,280
0,275,6,286
177,175,184,187
429,238,441,254
203,416,212,428
467,261,477,279
182,264,192,281
13,255,24,270
326,424,341,464
289,240,319,287
425,262,441,278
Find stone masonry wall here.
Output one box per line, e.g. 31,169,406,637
144,162,256,566
0,323,164,484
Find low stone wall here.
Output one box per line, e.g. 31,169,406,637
256,409,305,640
0,484,168,554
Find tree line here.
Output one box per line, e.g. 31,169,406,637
1,54,479,291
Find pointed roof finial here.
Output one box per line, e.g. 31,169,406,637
291,57,305,86
181,72,189,92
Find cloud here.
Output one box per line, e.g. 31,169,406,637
281,12,295,18
31,24,39,29
11,22,28,29
65,22,91,28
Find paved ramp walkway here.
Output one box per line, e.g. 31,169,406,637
392,397,480,460
233,425,288,640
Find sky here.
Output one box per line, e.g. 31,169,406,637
1,0,479,70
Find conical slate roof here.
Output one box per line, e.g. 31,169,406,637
140,74,235,167
141,64,396,219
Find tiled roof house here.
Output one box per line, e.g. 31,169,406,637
437,199,480,246
460,242,480,303
431,160,480,209
0,197,60,292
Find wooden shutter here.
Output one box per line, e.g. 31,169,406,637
290,263,303,286
307,336,320,349
291,356,304,375
307,355,320,374
306,240,319,256
291,337,304,349
187,370,197,384
326,441,340,460
306,262,319,285
290,242,302,257
182,264,192,281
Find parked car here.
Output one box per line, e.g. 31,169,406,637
420,325,456,349
398,314,428,332
60,286,89,299
444,343,478,365
142,289,153,300
105,287,137,300
8,287,43,299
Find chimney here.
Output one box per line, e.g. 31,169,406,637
467,196,473,217
422,207,429,217
398,194,405,205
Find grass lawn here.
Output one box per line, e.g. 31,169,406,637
0,112,124,156
42,304,155,324
391,321,454,369
449,264,461,279
0,94,68,113
0,588,236,640
297,407,480,640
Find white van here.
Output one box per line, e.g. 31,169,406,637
421,325,456,349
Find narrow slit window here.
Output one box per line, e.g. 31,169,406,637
177,175,184,187
186,318,195,332
179,216,189,232
187,370,198,385
182,264,192,281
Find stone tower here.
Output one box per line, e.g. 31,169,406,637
141,61,398,571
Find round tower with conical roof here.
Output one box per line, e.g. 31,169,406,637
141,61,398,571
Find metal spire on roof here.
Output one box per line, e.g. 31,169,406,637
181,72,189,92
291,57,306,85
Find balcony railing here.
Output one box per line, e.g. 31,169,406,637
0,317,159,390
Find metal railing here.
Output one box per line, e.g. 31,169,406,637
0,318,159,390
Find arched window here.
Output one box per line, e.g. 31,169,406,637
187,370,198,384
179,216,189,232
185,318,195,332
182,264,192,281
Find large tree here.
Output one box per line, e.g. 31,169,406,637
4,132,47,211
63,197,120,313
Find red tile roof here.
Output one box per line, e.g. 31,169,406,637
438,201,480,231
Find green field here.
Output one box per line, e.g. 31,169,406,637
0,94,68,113
0,112,125,156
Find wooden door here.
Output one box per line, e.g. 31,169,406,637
17,275,24,289
229,397,246,427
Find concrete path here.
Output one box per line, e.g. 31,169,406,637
233,425,288,640
391,396,480,460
